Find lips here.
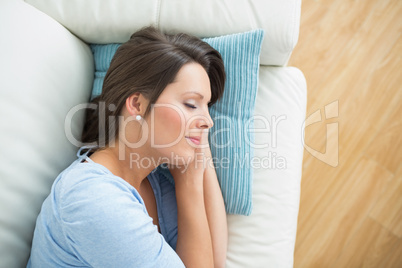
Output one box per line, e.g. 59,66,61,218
185,136,201,145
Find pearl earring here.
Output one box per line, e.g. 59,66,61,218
135,115,142,121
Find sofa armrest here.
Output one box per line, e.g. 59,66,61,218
0,1,94,266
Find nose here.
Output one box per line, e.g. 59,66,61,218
196,111,214,129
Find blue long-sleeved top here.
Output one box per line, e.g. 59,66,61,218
27,149,184,267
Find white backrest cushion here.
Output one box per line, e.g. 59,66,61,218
226,66,306,267
0,1,94,266
25,0,301,66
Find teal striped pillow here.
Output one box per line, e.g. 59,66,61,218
90,29,264,215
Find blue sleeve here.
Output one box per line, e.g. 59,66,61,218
58,175,185,268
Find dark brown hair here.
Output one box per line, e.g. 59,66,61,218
81,26,225,147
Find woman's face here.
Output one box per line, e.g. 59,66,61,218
147,63,213,165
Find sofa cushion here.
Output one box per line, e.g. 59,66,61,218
226,66,306,267
25,0,301,66
90,29,264,215
0,1,94,267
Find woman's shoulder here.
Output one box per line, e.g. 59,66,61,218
52,160,145,214
57,160,127,188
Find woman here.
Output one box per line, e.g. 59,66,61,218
28,27,227,267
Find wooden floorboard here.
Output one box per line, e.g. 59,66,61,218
288,0,402,266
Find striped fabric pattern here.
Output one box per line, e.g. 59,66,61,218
90,29,264,215
91,43,120,99
203,30,264,215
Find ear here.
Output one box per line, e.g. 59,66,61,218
125,93,148,117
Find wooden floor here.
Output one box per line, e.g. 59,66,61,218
287,0,402,267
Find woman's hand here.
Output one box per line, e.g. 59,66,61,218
168,129,210,185
169,129,214,267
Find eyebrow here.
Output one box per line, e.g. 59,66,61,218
182,91,204,100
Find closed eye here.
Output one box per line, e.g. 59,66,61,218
185,103,197,109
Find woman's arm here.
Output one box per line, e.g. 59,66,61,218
203,147,228,268
170,151,214,268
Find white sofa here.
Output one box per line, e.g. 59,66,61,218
0,0,307,267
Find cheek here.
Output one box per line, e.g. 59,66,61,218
152,106,185,143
